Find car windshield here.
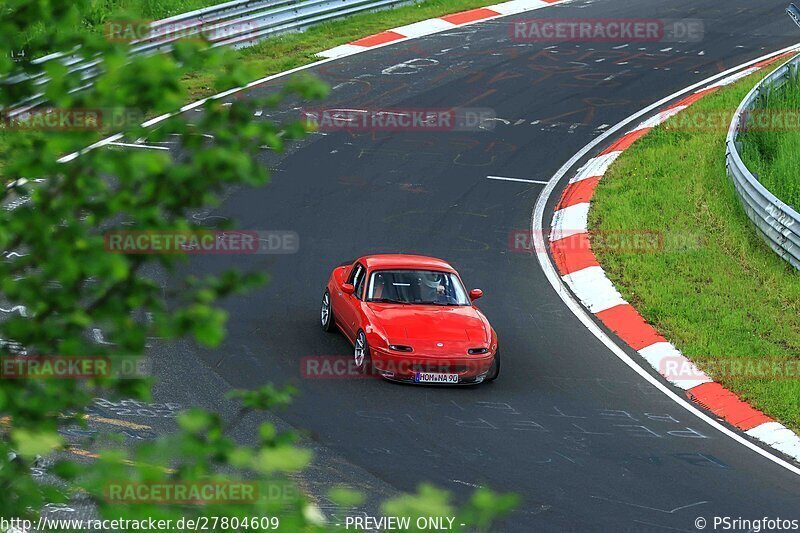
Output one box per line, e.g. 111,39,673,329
366,269,470,305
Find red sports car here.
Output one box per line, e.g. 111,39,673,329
320,254,499,384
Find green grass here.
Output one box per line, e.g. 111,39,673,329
589,67,800,432
739,72,800,211
81,0,234,24
100,0,233,19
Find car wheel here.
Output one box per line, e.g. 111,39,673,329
486,349,500,382
354,330,371,374
321,290,335,332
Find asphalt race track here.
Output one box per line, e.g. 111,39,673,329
135,0,800,530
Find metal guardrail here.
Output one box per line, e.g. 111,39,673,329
3,0,412,117
726,53,800,270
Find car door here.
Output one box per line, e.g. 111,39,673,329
336,262,366,341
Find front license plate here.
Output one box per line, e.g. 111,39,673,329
414,372,459,384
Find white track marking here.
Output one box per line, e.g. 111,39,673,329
561,266,626,313
550,202,590,241
0,305,28,317
747,423,800,458
639,342,712,390
141,114,172,128
570,150,622,183
631,105,687,130
532,43,800,476
91,328,115,345
317,44,366,59
704,66,760,89
489,0,548,15
393,19,456,38
486,175,549,184
107,142,170,151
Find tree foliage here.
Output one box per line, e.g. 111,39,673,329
0,0,517,529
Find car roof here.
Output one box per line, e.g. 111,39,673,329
358,254,457,273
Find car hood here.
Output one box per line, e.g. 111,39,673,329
367,304,489,343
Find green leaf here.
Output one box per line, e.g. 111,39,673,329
52,460,82,480
11,429,63,458
328,486,364,507
254,446,311,473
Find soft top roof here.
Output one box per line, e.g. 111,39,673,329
358,254,456,273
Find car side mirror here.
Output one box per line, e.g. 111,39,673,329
342,283,355,295
469,288,483,300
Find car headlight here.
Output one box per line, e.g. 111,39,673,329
467,347,489,355
389,344,413,352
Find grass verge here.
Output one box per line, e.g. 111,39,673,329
589,67,800,432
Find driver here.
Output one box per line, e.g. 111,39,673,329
372,273,387,299
420,272,447,302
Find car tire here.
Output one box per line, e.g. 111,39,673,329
321,289,335,332
354,330,371,374
486,349,500,382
